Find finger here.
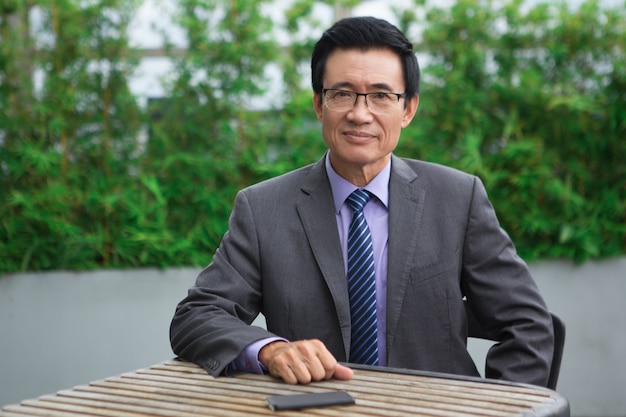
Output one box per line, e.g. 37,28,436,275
266,342,315,384
305,341,343,380
267,353,300,384
291,340,331,383
294,341,330,381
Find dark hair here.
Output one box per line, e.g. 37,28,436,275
311,16,420,99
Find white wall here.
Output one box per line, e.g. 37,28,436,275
0,268,196,407
1,259,625,416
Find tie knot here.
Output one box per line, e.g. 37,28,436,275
347,189,372,213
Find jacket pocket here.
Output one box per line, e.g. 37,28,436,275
409,248,460,288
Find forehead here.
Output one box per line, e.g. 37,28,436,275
323,47,404,90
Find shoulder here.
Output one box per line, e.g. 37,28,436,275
237,158,326,204
392,155,479,188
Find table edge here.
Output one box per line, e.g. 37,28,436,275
344,363,570,417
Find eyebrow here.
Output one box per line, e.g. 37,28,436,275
328,82,395,92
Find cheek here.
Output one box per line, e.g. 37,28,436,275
385,135,400,152
322,113,341,133
383,122,402,144
320,115,339,145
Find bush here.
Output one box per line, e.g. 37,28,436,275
1,0,624,272
398,0,626,261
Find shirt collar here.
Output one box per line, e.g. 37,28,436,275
325,152,390,214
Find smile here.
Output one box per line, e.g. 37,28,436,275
344,131,376,141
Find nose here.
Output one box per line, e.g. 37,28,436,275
347,95,374,122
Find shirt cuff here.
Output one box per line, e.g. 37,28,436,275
230,337,287,374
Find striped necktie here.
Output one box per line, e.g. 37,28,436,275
346,189,379,365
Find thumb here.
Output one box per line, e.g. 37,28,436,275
333,363,354,380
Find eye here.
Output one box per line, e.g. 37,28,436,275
333,90,353,99
370,92,393,101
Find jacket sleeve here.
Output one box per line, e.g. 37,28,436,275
169,189,277,376
461,176,555,387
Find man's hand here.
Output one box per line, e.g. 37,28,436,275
258,339,353,385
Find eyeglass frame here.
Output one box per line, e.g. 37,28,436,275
321,88,407,113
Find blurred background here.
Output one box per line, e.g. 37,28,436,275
1,1,625,416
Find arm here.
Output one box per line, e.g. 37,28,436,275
462,177,555,386
169,189,275,376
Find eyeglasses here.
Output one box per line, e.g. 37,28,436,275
322,88,406,114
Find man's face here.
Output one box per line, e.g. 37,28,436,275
313,47,419,183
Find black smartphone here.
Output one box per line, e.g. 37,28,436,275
266,391,355,411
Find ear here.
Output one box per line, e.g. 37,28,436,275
313,91,323,122
401,94,419,128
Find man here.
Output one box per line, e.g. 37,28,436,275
170,16,554,387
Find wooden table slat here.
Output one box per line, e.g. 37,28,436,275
7,398,144,417
25,394,268,417
56,389,290,417
1,405,106,417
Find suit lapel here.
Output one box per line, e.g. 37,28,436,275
386,155,425,350
295,158,352,357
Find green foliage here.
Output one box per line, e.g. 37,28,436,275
399,0,626,262
1,0,624,272
1,0,147,270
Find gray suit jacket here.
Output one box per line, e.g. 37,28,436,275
170,155,554,386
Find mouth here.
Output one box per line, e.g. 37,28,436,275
343,130,376,142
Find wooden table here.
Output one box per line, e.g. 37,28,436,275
1,359,569,416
